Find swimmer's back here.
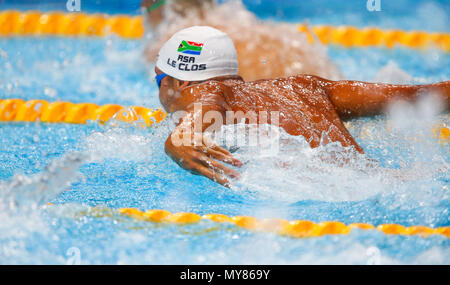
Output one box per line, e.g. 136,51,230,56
219,75,362,150
222,75,333,117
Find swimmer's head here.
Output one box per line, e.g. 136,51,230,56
156,26,239,82
155,26,239,112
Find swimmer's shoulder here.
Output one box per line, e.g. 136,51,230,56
183,80,233,103
188,80,231,93
241,74,331,86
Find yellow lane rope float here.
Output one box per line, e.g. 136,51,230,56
0,10,144,39
117,208,450,239
432,123,450,144
0,98,166,126
298,24,450,51
0,10,449,51
1,98,448,143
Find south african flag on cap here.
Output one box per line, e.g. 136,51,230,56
178,40,204,55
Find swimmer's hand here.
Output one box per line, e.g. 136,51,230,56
164,134,242,187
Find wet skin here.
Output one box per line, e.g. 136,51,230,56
156,67,450,186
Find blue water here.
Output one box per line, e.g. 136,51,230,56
0,0,449,264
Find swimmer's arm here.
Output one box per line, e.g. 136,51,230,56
164,106,242,187
323,79,450,119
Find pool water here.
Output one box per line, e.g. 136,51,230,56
0,1,449,264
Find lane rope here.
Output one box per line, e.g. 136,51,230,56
117,207,450,239
0,10,449,51
298,24,450,51
1,98,448,144
0,10,144,39
0,98,166,126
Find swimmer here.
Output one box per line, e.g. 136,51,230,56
156,26,450,187
141,0,341,81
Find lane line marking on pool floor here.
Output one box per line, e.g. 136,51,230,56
1,98,448,144
0,10,449,51
116,208,450,239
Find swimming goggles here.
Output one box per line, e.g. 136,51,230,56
155,72,168,88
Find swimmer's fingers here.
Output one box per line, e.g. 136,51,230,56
178,149,239,187
195,164,232,188
194,143,242,167
211,144,233,156
205,148,242,167
196,155,241,180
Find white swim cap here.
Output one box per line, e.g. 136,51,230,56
156,26,239,81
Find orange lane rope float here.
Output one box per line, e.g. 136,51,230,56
298,24,450,51
117,208,450,239
0,10,144,39
432,123,450,144
0,10,449,51
0,98,166,126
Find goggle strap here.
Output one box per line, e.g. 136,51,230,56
146,0,167,13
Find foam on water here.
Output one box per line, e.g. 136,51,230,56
84,124,155,163
0,150,90,264
0,114,448,264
